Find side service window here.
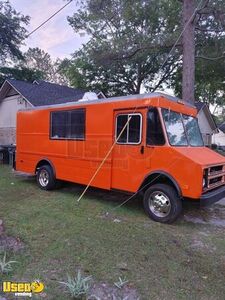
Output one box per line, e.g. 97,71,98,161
116,113,142,144
147,107,165,145
51,109,85,140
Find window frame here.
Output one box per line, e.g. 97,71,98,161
50,108,86,141
146,107,166,147
115,113,142,145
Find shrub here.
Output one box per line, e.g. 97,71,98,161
59,271,92,299
0,252,17,274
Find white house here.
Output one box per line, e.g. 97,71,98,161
213,123,225,146
195,102,218,146
0,79,105,146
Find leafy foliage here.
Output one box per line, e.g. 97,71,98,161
59,271,92,299
19,48,69,85
0,0,29,64
171,0,225,105
0,47,69,87
171,56,225,106
114,277,129,289
0,66,44,86
61,0,182,96
0,252,17,274
62,0,225,105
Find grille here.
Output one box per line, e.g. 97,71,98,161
209,165,223,174
205,164,225,190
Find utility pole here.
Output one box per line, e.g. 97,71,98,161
182,0,196,104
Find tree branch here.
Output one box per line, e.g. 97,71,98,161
196,54,225,61
151,62,179,92
111,43,182,61
195,26,225,33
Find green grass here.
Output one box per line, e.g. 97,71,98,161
0,165,225,299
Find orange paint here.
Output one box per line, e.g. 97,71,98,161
16,93,225,201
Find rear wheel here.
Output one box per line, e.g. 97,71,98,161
36,165,57,190
143,183,182,223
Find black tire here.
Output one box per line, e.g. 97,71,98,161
36,165,57,190
143,183,182,224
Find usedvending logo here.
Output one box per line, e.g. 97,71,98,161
2,280,44,297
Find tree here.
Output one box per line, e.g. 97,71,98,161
181,0,225,104
0,0,29,64
182,0,195,103
171,52,225,106
62,0,182,96
19,47,69,85
0,66,44,86
64,0,225,104
172,0,225,104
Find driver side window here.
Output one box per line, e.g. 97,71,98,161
147,107,165,145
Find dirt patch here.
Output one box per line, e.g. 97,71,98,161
191,238,216,252
183,205,225,227
98,212,125,223
12,170,35,179
88,282,139,300
0,219,25,252
0,235,25,252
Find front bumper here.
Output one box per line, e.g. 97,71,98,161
200,185,225,206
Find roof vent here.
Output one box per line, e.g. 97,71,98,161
80,92,98,101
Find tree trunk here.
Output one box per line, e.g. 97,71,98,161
182,0,196,104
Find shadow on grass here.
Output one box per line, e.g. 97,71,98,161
16,174,144,216
14,172,225,227
61,182,144,215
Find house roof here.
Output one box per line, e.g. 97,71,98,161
219,122,225,133
195,101,218,132
195,101,205,111
0,79,86,106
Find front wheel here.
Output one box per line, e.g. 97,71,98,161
143,183,182,223
36,165,57,190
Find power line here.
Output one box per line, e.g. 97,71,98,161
76,0,204,206
26,0,73,38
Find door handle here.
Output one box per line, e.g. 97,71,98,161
140,145,144,154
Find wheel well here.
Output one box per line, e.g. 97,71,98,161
138,173,182,197
35,160,55,175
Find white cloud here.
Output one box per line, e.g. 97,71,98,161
10,0,88,59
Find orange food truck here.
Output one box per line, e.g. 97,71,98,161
15,92,225,223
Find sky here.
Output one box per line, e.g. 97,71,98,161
10,0,89,60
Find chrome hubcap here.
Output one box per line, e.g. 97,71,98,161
149,191,171,217
39,170,49,187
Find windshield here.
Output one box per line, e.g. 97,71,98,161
162,109,204,147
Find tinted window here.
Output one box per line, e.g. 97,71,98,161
128,115,141,143
116,113,142,144
51,111,68,138
147,108,165,145
70,110,85,139
116,115,128,143
51,109,85,140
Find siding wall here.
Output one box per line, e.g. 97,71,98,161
0,94,32,145
213,129,225,146
0,127,16,145
197,109,214,146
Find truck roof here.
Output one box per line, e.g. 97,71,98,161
20,91,196,111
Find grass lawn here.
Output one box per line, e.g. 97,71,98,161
0,165,225,299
